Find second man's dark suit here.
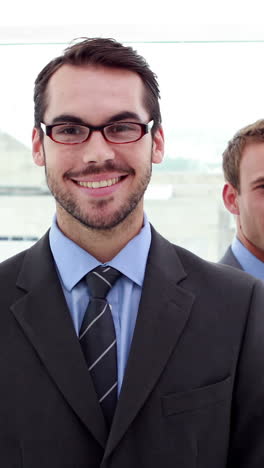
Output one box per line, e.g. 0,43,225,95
220,246,243,269
0,227,263,467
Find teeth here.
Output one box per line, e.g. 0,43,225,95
78,177,120,188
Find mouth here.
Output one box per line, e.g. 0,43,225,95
75,176,125,189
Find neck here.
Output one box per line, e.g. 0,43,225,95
237,227,264,262
56,207,144,263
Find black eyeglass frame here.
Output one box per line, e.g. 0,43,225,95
40,120,154,145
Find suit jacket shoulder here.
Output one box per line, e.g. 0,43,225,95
149,227,252,294
0,231,53,301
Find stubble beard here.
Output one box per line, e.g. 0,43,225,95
44,159,152,231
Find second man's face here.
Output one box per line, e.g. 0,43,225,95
236,141,264,251
32,64,164,234
224,141,264,252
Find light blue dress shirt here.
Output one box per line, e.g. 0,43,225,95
232,237,264,280
49,216,151,394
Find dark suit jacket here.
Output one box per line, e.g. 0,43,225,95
219,246,243,270
0,227,264,467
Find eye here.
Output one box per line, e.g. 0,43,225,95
55,125,86,136
105,122,141,142
108,123,135,134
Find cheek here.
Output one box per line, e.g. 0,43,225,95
115,145,149,168
133,142,152,165
239,191,256,209
240,196,262,225
44,146,73,170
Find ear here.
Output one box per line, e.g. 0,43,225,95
222,183,240,215
151,126,164,164
32,127,45,166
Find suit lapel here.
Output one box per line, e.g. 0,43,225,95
10,233,108,448
104,228,195,459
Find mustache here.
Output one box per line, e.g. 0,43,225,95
65,161,134,178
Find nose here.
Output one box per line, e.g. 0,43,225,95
81,131,115,164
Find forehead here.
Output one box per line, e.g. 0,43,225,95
44,64,148,123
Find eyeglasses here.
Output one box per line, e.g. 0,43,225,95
40,120,154,145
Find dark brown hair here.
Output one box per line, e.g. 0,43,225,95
34,37,161,135
222,119,264,191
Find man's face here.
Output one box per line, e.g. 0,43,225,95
32,64,164,231
223,141,264,251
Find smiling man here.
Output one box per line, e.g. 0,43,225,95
220,119,264,278
0,38,264,468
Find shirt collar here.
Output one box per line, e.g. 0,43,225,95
49,214,151,291
232,236,264,280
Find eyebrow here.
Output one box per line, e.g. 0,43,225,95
50,111,142,126
250,176,264,187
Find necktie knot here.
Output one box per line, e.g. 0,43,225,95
86,266,121,300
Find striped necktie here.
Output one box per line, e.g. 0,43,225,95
79,266,121,426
